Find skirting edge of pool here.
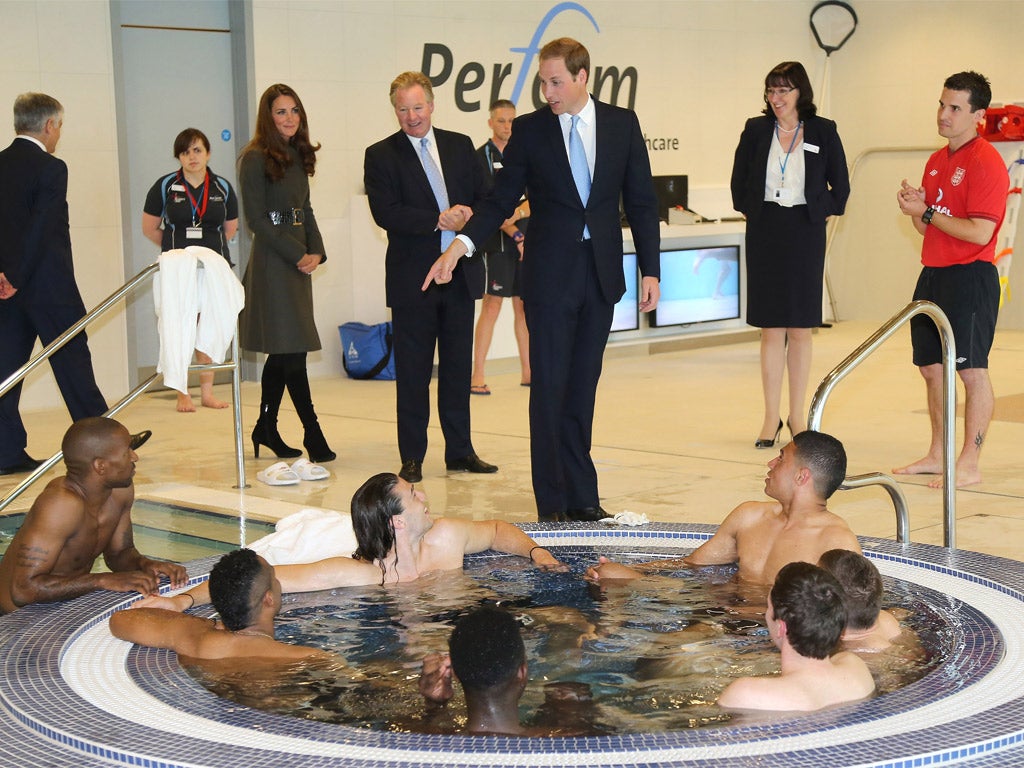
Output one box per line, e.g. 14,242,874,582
3,522,1024,768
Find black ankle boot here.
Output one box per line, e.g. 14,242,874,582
251,404,301,459
286,367,336,463
303,423,336,463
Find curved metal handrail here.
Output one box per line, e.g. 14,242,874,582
0,262,248,514
809,300,957,548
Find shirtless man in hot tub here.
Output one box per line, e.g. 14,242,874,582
586,431,860,587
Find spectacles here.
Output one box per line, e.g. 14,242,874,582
765,87,795,97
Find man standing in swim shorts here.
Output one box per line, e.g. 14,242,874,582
895,71,1009,488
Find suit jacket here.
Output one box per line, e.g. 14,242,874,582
364,128,487,307
461,98,660,306
0,138,84,309
730,114,850,225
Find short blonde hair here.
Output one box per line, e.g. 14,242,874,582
390,72,434,106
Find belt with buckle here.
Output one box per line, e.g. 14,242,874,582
268,208,305,226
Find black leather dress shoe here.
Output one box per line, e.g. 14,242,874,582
129,430,153,451
399,459,422,483
0,453,43,476
445,453,498,474
565,506,612,522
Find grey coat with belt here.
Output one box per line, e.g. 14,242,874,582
238,146,326,354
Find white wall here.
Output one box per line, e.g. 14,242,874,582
6,0,1023,409
0,1,128,414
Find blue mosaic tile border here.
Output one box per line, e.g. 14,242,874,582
1,525,1023,768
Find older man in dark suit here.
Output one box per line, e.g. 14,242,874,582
0,93,114,475
364,72,498,484
425,38,661,522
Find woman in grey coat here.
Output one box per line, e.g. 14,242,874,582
238,83,334,463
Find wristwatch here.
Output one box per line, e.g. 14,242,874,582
922,207,936,225
512,231,525,243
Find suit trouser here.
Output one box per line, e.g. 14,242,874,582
0,297,108,465
525,241,613,516
391,279,475,463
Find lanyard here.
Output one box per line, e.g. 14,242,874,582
774,122,802,186
178,170,210,225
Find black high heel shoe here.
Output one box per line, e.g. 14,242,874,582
754,420,783,449
251,405,302,459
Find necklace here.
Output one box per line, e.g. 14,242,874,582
776,122,799,134
235,628,275,640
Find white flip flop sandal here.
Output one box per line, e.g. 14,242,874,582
256,461,300,486
291,457,330,481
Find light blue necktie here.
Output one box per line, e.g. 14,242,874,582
420,137,455,250
568,114,591,239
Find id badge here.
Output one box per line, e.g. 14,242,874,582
186,227,203,240
772,187,794,203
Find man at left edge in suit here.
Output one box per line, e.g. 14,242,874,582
0,93,129,476
364,72,498,484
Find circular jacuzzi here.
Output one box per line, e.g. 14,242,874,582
2,523,1024,767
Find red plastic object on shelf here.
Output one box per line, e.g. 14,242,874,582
982,105,1024,142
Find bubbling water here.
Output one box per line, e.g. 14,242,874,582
186,548,950,735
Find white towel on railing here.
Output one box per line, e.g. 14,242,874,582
154,247,244,395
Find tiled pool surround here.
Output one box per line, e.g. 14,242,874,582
2,523,1024,768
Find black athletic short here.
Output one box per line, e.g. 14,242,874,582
910,261,999,369
483,249,522,298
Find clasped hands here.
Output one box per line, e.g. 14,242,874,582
422,204,474,290
897,178,927,218
296,253,323,274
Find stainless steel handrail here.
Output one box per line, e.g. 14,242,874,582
0,261,248,514
808,300,957,548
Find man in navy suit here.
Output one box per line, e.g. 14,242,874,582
0,93,112,476
424,39,661,522
365,72,498,484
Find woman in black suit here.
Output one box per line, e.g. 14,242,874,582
730,61,850,448
238,84,334,463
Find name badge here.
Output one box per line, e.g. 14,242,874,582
186,227,203,239
170,184,186,191
772,187,794,202
803,143,820,154
492,161,503,169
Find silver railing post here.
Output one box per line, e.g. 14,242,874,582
808,300,957,548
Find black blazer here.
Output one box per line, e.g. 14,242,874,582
0,138,84,308
364,128,487,308
730,114,850,225
462,98,660,305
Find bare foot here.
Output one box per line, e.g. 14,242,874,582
201,395,230,409
927,466,981,489
176,393,196,413
892,458,942,475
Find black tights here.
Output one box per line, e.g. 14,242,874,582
260,353,307,413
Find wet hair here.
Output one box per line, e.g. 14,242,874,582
770,562,846,659
818,549,883,631
208,549,271,631
240,83,319,182
351,472,404,583
761,61,817,121
792,430,847,499
14,92,62,134
61,417,127,475
449,607,525,693
539,37,590,79
389,72,434,106
489,99,515,113
173,128,210,158
944,71,992,111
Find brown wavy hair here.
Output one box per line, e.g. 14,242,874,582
240,83,320,182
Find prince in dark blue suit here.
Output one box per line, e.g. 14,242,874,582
425,39,661,521
0,94,108,474
365,72,496,483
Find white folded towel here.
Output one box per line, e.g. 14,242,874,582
248,508,358,565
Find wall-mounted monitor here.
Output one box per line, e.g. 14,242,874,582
652,175,688,222
650,245,741,327
610,251,639,332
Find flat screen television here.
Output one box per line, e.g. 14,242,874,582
610,251,639,332
650,245,741,327
652,174,688,222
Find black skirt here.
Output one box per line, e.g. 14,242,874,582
744,201,826,328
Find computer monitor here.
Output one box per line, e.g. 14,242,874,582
650,245,741,327
652,175,688,222
610,251,639,332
